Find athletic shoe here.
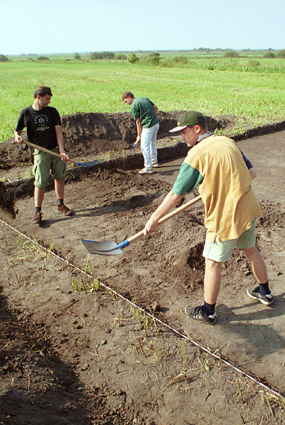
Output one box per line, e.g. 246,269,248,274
58,204,74,216
152,162,160,168
33,211,42,224
185,305,217,325
139,168,153,174
247,286,273,306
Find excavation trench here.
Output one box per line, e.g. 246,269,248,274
0,113,285,424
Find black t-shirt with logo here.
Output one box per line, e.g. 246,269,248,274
15,106,61,149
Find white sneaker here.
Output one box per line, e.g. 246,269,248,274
152,162,159,168
139,168,153,174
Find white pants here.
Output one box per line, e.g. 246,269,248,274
141,123,159,169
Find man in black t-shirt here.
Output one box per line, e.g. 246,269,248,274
14,86,73,224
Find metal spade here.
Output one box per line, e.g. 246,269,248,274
82,194,202,256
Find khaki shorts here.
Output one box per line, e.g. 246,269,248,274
203,220,256,263
33,148,66,188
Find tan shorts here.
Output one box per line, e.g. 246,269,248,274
33,148,66,188
203,220,256,263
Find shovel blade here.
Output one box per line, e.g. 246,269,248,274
81,239,123,256
77,159,100,167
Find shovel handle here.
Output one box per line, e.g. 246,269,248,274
22,140,77,165
128,194,202,244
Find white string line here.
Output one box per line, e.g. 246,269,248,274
0,218,282,399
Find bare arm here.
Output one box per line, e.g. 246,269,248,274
153,104,158,115
55,125,69,162
135,117,142,144
14,130,23,144
249,166,257,180
144,191,183,235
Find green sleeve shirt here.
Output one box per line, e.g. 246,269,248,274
131,97,159,128
172,162,203,195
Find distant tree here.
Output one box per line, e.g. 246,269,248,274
276,49,285,58
224,49,239,58
74,52,81,60
141,52,160,65
116,53,127,60
160,55,188,68
102,51,115,59
148,52,160,65
37,56,50,61
128,53,139,64
90,51,115,60
263,51,276,58
172,55,188,64
0,54,8,62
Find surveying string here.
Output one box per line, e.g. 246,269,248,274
0,217,282,399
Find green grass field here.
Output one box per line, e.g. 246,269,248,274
1,57,284,142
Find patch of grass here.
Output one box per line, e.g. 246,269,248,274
1,59,285,141
259,391,285,418
134,307,149,337
16,240,47,262
233,380,245,403
71,254,101,292
71,277,100,293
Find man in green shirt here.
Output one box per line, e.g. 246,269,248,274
122,91,159,174
143,111,273,325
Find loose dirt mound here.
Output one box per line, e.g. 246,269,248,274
0,111,231,171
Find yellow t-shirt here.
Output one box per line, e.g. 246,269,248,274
172,135,261,242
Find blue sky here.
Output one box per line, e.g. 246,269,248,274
1,0,284,55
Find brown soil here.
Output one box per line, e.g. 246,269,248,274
0,112,285,425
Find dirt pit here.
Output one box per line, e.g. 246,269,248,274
0,113,285,425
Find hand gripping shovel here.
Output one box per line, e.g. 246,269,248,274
82,194,202,256
23,141,100,167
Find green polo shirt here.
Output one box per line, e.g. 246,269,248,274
131,97,159,128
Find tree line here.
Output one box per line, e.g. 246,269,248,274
1,49,285,63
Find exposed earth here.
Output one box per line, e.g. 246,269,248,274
0,112,284,425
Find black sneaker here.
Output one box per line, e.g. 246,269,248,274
247,286,273,306
33,211,42,224
185,305,217,325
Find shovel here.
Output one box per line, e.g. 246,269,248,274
82,194,202,256
23,141,100,167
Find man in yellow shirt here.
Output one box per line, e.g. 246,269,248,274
144,111,273,325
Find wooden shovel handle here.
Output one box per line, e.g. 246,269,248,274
128,194,202,244
158,194,202,223
22,140,77,165
24,140,62,158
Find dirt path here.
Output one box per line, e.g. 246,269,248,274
1,128,285,425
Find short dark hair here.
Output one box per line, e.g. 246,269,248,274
34,86,53,98
198,121,208,131
188,121,208,131
122,91,134,100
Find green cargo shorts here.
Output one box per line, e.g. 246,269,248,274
203,220,257,263
33,148,66,188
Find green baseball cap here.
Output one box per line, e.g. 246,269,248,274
169,111,205,132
